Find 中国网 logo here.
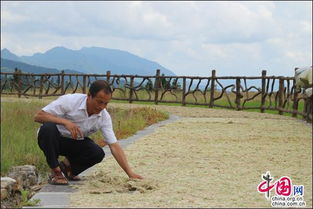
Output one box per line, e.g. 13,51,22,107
257,171,306,207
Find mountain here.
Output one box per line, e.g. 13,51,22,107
0,58,83,74
1,49,21,62
1,47,176,76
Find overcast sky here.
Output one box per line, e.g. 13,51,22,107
1,1,312,76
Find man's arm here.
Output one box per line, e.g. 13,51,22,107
34,110,68,125
34,110,83,139
109,142,143,179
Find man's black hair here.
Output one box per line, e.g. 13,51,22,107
89,80,113,97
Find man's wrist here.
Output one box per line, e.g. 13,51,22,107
59,118,69,126
126,170,134,177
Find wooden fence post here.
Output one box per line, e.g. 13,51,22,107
261,70,267,113
106,71,111,83
209,70,216,108
39,75,44,99
154,69,160,105
278,77,284,115
292,86,299,118
292,68,299,118
60,70,65,95
236,78,241,110
129,76,134,103
182,77,186,106
14,68,21,98
82,75,87,94
32,73,36,96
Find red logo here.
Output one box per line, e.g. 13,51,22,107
257,171,292,199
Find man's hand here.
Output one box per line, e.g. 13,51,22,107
34,110,83,139
109,143,144,180
128,172,144,180
64,121,83,139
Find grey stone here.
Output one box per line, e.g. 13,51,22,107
30,185,42,192
1,188,8,200
8,165,38,189
0,177,17,200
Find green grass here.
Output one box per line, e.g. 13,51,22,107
0,97,168,176
111,89,306,117
91,106,169,145
1,100,46,176
18,189,41,207
110,97,305,119
2,86,306,117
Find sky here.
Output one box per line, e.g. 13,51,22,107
1,1,312,76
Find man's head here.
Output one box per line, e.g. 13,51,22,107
87,80,113,115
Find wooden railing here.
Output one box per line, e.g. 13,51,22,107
1,69,312,122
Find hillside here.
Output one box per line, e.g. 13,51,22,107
1,47,176,76
0,58,82,74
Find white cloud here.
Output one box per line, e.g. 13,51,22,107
0,7,29,26
0,1,311,76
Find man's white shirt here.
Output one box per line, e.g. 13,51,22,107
39,93,117,144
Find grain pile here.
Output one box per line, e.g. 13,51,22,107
70,104,312,208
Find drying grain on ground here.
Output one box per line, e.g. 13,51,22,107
70,104,312,208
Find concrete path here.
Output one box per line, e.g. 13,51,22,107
24,114,179,208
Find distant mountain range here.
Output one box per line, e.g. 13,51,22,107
1,58,82,74
0,47,175,76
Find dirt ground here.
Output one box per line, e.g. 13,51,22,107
69,103,312,208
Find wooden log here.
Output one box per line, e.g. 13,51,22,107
278,77,284,115
261,70,267,113
236,78,241,110
106,71,111,83
209,70,216,108
129,76,134,103
60,70,65,95
39,75,44,99
154,69,160,105
82,75,87,94
14,69,21,98
292,77,299,118
182,77,186,106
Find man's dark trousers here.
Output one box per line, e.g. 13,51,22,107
37,122,105,176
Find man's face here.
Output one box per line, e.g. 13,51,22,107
87,90,112,115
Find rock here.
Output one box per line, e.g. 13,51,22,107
8,165,38,189
30,185,42,192
0,177,17,200
1,189,8,200
1,177,17,190
1,165,42,208
27,190,36,199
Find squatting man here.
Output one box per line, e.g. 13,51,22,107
34,80,143,185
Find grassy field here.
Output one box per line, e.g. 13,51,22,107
2,86,306,118
0,96,169,176
112,92,304,118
